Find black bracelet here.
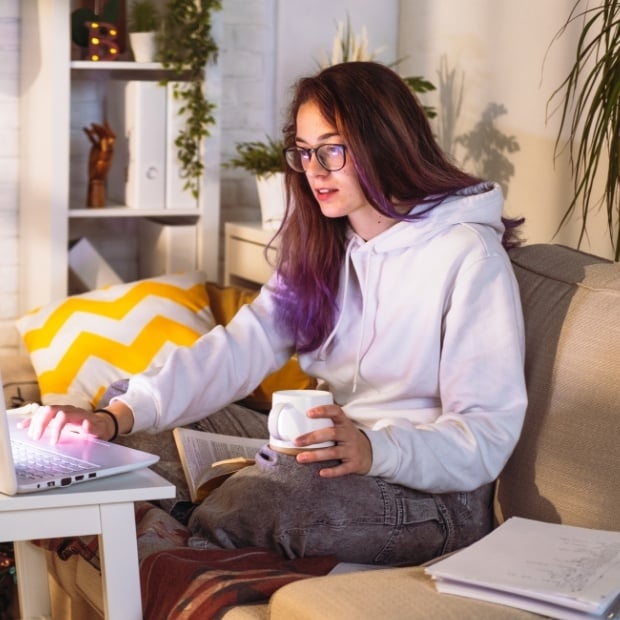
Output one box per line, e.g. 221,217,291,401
93,408,119,441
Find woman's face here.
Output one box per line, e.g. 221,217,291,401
295,100,395,240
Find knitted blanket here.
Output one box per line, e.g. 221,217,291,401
36,501,338,619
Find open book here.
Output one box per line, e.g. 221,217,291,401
173,428,265,503
425,517,620,620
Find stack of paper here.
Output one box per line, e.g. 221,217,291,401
425,517,620,620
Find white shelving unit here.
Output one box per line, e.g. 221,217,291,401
19,0,221,313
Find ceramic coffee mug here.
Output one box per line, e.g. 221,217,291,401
268,389,335,453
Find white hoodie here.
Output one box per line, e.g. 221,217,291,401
119,183,527,493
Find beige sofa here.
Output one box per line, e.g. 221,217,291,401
2,243,619,619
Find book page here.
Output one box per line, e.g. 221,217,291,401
173,428,265,502
426,517,620,615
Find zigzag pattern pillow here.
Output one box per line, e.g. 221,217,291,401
16,272,214,410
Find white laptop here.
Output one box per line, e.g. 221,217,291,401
0,383,159,496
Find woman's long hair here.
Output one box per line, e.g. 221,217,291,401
272,61,522,353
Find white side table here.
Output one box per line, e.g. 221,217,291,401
0,468,175,619
224,222,277,287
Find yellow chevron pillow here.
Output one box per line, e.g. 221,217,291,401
16,272,214,410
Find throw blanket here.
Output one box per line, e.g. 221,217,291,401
36,501,338,619
142,547,338,619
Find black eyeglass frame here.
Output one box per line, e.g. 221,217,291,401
283,144,347,173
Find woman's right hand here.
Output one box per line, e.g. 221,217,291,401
19,404,129,444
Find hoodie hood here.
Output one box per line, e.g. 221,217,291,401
350,181,505,254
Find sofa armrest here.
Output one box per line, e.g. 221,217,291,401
0,354,40,407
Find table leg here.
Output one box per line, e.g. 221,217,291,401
98,502,142,619
13,540,52,619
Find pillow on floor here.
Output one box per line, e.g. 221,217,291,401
16,272,214,410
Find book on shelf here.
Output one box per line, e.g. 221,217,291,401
425,517,620,620
173,428,265,503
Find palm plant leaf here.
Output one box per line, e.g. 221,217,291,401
548,0,620,260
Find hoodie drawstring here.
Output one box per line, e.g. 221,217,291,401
318,240,353,358
318,237,371,395
352,253,373,394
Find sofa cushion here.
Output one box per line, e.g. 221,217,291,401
16,272,214,410
500,244,620,531
14,277,316,413
266,566,537,620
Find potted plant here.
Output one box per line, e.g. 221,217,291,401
128,0,160,62
548,0,620,260
320,16,437,119
225,136,287,229
157,0,222,202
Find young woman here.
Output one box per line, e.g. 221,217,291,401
26,62,527,565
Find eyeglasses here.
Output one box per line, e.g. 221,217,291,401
283,144,347,173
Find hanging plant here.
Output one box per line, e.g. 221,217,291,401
157,0,222,201
548,0,620,260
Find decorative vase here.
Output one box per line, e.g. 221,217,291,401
256,172,286,230
129,32,156,63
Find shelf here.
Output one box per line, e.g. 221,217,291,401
68,207,200,219
19,0,221,312
70,60,186,81
71,60,163,70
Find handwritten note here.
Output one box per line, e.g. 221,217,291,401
426,517,620,618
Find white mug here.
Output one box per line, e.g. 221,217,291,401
268,389,335,453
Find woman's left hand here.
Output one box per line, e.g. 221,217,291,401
294,404,372,477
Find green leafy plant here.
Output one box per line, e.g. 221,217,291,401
224,137,286,177
157,0,222,201
402,76,437,119
128,0,160,33
548,0,620,260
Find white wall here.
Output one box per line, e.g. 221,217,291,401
274,0,398,127
398,0,615,259
0,0,19,355
219,0,277,224
220,0,399,226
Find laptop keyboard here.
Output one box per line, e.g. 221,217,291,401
11,439,96,482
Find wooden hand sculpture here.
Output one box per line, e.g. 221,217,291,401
84,121,116,207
